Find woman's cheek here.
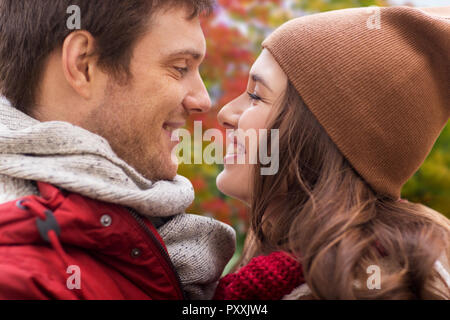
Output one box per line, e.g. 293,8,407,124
239,107,271,162
239,106,270,131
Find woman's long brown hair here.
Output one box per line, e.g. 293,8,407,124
238,82,450,299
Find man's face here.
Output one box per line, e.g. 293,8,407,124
83,7,211,181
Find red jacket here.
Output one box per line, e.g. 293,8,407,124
0,181,184,299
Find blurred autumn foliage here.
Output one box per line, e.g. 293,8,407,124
402,124,450,216
178,0,450,263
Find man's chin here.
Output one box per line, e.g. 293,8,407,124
126,152,179,182
164,161,179,180
145,164,179,182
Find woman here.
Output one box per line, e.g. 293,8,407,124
213,6,450,299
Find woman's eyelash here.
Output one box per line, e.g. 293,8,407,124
247,92,262,101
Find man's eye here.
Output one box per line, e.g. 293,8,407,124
247,92,262,101
174,67,189,75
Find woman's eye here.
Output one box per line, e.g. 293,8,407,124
247,92,262,102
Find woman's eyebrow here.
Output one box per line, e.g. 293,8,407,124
250,73,273,92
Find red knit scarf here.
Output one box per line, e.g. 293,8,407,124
214,241,389,300
213,251,305,300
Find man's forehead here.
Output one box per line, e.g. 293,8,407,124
149,11,206,60
152,8,204,36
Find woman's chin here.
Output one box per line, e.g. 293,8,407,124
216,170,248,204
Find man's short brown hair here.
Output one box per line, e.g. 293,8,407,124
0,0,214,114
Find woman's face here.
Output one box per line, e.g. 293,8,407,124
216,49,288,205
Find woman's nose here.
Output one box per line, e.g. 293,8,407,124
217,98,241,129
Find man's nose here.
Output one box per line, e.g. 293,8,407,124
183,75,212,114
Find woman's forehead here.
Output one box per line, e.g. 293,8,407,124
250,49,287,93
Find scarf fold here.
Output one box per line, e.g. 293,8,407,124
0,98,235,299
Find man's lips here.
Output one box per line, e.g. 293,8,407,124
163,121,185,140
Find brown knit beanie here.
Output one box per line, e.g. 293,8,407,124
262,6,450,200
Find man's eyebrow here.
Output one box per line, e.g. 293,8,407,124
164,49,204,61
250,73,273,92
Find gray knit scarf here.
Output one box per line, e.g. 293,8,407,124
0,98,236,299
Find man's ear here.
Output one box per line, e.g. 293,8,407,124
61,31,98,100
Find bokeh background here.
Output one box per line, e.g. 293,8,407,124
178,0,450,270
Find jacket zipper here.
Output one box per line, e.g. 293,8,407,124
127,207,187,300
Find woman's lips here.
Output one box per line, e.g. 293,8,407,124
224,137,246,164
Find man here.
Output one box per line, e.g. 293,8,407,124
0,0,235,299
